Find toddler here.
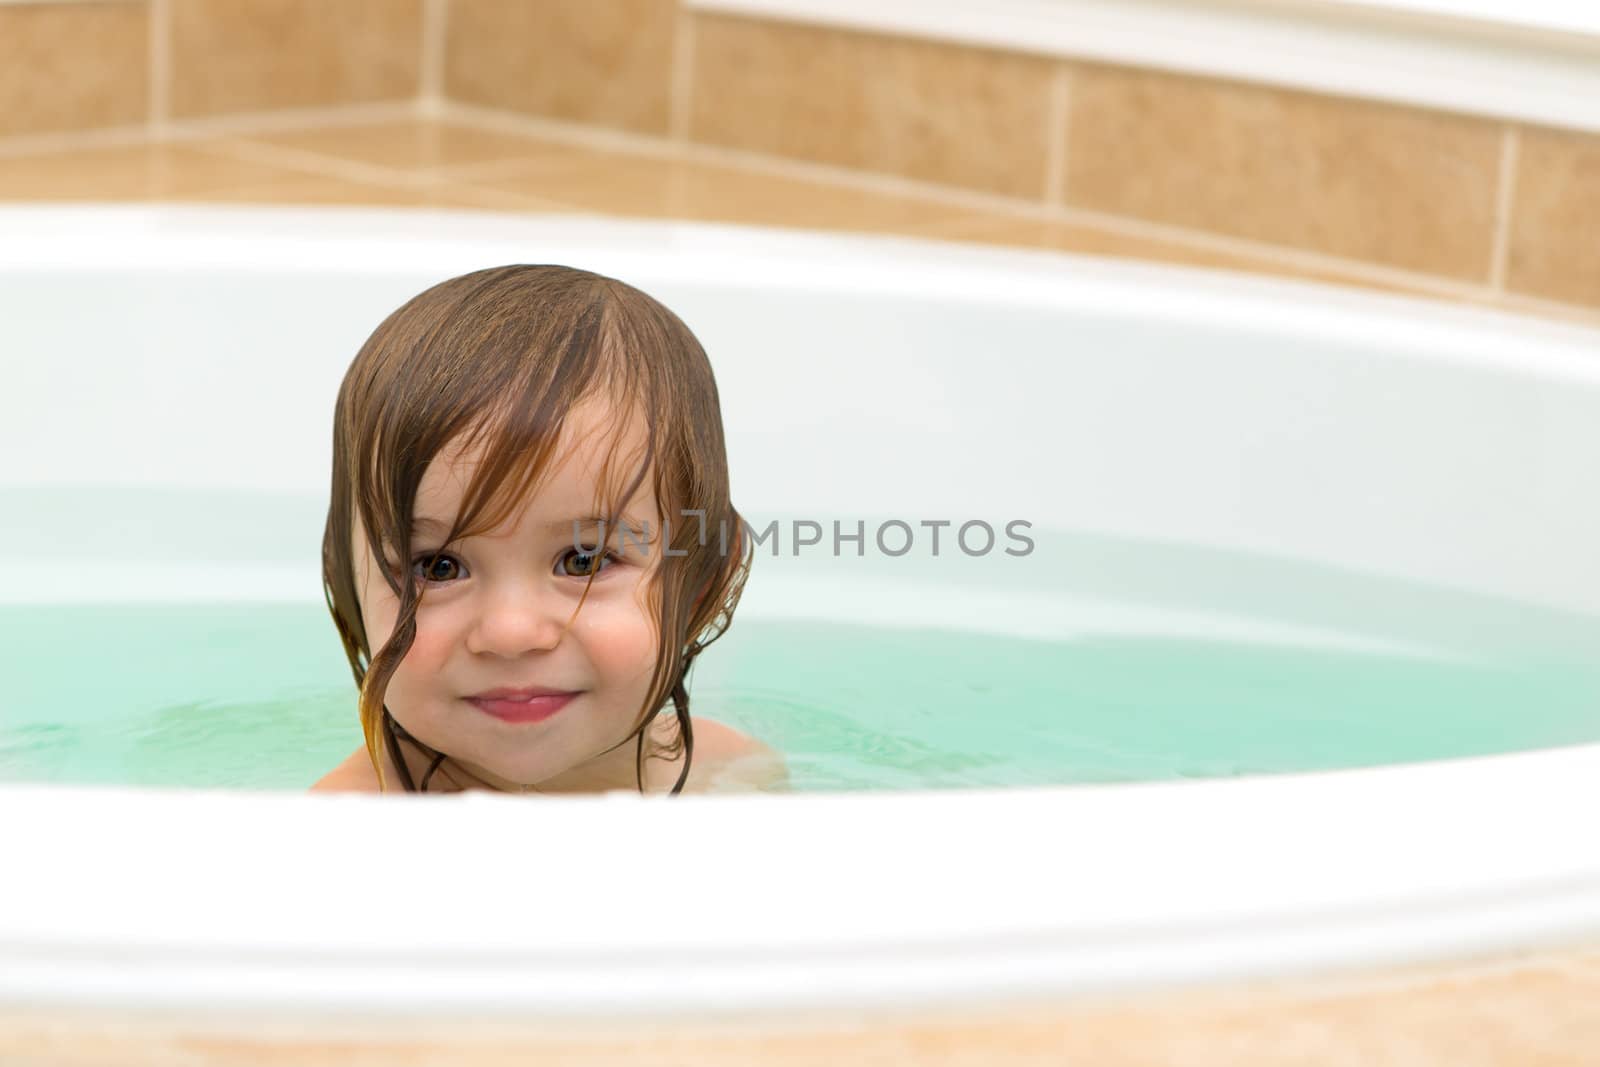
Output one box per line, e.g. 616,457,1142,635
310,265,785,795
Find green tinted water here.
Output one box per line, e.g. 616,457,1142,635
2,488,1598,792
2,605,1598,793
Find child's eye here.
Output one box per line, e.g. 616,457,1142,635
401,548,619,586
411,551,464,585
559,546,620,578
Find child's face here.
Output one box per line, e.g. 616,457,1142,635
352,397,666,792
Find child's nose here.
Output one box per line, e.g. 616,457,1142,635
466,582,568,655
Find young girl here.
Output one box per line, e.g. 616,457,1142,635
310,264,786,795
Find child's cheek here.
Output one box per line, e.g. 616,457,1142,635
571,601,659,679
404,615,456,671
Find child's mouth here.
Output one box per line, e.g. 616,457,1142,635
465,692,580,724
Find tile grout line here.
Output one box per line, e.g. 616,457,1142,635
150,100,419,142
669,7,697,144
1042,63,1070,207
194,174,578,215
1488,124,1521,292
442,99,680,157
0,123,154,159
437,183,604,215
426,150,589,185
146,0,170,135
185,136,437,189
418,0,449,119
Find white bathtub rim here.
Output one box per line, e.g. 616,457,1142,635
3,740,1600,1017
3,203,1599,391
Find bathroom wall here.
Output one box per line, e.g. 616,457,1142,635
0,0,1594,315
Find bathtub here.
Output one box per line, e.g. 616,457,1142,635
2,204,1599,1041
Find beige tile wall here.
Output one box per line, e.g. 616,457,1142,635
168,0,423,118
0,0,1595,316
1061,65,1505,282
445,0,677,136
1507,125,1600,309
0,2,149,138
689,16,1058,200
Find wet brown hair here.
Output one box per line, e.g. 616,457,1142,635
321,265,751,794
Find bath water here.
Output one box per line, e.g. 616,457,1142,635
2,487,1598,792
2,607,1598,793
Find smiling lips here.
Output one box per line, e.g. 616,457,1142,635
471,685,574,701
466,687,580,724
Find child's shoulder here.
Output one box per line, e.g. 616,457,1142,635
308,747,381,793
692,719,789,793
305,717,787,794
638,716,788,793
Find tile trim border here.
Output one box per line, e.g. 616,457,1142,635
685,0,1600,137
434,98,1600,326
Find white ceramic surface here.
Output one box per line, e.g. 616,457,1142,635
1,204,1597,1024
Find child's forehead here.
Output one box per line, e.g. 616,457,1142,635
416,400,653,517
